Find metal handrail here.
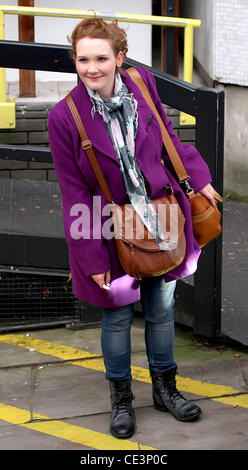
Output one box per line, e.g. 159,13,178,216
0,5,201,128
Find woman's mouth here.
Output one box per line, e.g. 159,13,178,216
87,75,103,80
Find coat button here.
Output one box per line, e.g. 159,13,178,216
147,114,153,124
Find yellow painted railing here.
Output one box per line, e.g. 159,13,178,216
0,5,201,128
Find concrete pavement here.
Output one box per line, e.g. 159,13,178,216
0,318,247,451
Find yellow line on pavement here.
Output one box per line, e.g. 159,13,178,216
1,333,248,409
0,333,96,361
0,403,155,450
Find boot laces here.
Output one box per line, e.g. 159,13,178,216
114,391,134,415
167,379,184,401
156,377,183,401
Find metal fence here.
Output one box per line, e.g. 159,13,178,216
0,39,224,337
0,5,201,127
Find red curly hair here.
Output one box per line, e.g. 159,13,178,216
68,17,128,58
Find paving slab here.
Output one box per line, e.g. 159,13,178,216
0,340,60,368
32,364,155,420
64,399,248,451
0,367,31,414
10,320,146,356
134,400,248,450
0,421,86,450
32,364,110,419
173,345,248,392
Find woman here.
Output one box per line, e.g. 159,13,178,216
48,18,216,439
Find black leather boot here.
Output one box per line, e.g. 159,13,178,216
109,380,136,438
150,368,202,422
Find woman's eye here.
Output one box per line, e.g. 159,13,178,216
78,57,107,63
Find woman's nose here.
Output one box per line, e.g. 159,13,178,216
87,62,98,74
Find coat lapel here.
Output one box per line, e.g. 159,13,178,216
71,80,118,163
122,68,154,144
70,70,153,165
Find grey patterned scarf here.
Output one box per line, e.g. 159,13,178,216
86,73,169,249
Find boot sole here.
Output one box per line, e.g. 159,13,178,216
154,401,202,422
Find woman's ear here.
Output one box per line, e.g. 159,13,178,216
116,51,124,68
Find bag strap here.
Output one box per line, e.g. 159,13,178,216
125,67,189,183
65,93,114,204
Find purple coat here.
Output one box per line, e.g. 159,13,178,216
48,67,212,308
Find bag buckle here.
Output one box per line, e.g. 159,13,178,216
164,183,173,195
82,140,92,150
179,177,194,196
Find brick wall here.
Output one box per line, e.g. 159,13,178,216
0,103,196,182
0,103,56,182
165,106,196,146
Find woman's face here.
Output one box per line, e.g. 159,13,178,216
74,37,124,100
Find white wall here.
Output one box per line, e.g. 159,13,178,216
180,0,215,81
215,0,248,86
4,0,152,82
180,0,248,87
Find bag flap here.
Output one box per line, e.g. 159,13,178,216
111,196,185,252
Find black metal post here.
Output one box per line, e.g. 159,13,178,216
194,87,225,338
165,0,176,75
0,234,69,269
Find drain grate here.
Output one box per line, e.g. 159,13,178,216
0,271,79,330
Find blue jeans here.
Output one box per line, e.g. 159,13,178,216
101,276,177,381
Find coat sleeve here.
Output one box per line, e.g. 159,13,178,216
139,67,212,193
48,106,111,277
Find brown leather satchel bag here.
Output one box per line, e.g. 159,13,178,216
66,94,186,279
126,67,223,248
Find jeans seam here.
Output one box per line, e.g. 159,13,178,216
146,323,154,369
